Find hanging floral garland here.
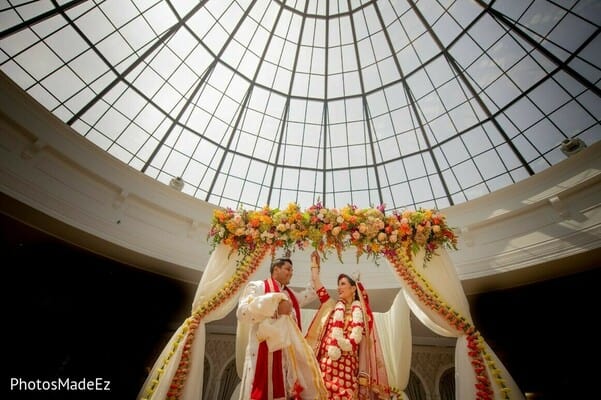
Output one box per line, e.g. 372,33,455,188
207,201,458,264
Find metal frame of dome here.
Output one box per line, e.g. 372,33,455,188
1,0,599,212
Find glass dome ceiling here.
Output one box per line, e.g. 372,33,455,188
1,0,599,212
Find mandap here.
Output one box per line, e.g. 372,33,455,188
138,203,523,400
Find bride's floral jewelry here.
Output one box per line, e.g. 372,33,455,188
327,300,364,361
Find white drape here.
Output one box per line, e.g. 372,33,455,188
397,248,524,400
373,289,411,395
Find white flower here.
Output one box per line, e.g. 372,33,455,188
338,337,352,352
327,345,341,360
349,326,362,343
332,326,344,340
351,306,362,320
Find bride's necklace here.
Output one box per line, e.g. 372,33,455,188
327,299,364,361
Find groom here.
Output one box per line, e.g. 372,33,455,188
236,252,327,399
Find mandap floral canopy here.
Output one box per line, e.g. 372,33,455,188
138,203,524,400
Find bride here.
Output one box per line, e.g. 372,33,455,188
305,252,392,399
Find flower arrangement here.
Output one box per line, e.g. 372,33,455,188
207,201,458,264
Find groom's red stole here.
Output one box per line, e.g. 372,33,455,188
250,279,301,399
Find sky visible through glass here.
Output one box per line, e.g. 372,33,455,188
1,0,599,212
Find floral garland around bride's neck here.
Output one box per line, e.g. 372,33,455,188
327,300,364,361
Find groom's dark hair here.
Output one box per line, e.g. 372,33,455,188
270,258,292,274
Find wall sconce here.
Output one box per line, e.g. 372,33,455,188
560,137,587,157
169,176,184,191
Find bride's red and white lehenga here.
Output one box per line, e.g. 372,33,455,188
306,283,391,400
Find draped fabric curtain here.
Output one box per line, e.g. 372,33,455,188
373,290,411,396
386,248,524,400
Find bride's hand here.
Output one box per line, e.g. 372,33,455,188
310,251,323,290
310,250,320,268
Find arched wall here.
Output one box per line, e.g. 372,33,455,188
434,363,456,400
